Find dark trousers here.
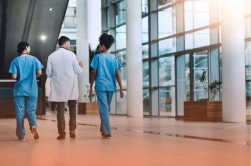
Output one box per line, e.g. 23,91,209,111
56,100,77,135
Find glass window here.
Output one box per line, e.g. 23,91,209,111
184,0,209,31
115,1,126,25
115,25,126,50
143,88,150,115
158,7,176,39
158,0,174,8
116,50,127,89
62,7,76,28
159,87,175,116
159,56,175,86
65,7,76,17
143,60,149,87
245,41,251,109
159,38,176,55
193,51,208,101
142,44,149,59
116,90,127,114
185,29,210,49
142,16,149,43
185,54,191,101
105,8,110,29
142,0,148,14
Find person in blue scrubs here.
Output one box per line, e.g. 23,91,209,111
9,42,43,140
90,33,124,138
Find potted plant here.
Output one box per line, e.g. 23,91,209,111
199,70,222,101
184,70,222,122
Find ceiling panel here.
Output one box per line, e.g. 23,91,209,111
0,0,69,78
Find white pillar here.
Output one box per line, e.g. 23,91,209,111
87,1,101,49
221,0,246,122
76,0,101,104
126,0,143,117
77,0,89,103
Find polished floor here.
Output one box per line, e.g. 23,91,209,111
0,109,250,166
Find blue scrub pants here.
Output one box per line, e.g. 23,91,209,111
14,96,37,139
96,91,114,135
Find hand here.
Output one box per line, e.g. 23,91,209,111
89,88,93,96
79,61,83,68
120,89,124,98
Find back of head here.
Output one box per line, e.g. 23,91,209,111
17,41,29,54
99,33,114,50
58,36,70,46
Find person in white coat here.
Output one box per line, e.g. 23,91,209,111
46,36,83,140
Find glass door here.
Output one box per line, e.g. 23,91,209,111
192,50,208,101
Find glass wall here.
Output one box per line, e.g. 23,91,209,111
62,7,76,28
193,51,208,101
115,1,126,25
101,0,249,118
245,0,251,119
184,0,209,31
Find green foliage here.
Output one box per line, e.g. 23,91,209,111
199,70,221,101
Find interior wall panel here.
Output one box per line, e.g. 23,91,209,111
0,0,69,79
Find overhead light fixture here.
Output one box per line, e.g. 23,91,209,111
40,35,47,41
49,8,53,11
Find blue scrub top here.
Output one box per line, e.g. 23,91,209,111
90,53,121,91
8,55,44,97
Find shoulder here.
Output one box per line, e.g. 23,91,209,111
29,55,37,59
11,56,23,62
49,49,60,56
12,56,19,61
28,55,39,61
59,48,76,57
67,50,76,57
10,57,18,64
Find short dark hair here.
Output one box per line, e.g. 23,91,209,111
58,36,70,46
99,33,114,50
17,41,29,54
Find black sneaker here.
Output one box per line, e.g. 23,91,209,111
69,131,76,138
57,134,66,140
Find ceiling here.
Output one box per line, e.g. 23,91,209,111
0,0,69,79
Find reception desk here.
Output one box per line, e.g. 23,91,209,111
0,79,45,118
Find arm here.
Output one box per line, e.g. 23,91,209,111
72,53,83,74
115,69,124,98
46,57,52,77
11,74,17,80
89,69,97,96
36,69,42,78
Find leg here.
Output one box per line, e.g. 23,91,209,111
14,96,26,139
25,96,39,139
51,102,57,111
56,102,66,139
68,100,77,138
96,91,113,136
99,91,114,134
25,96,37,128
107,91,114,113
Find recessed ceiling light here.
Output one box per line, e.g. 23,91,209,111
49,8,53,11
40,35,47,41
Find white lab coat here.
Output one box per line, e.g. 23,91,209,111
46,48,82,102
